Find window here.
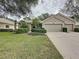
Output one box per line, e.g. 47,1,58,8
6,25,9,28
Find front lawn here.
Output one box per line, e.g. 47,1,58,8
0,32,63,59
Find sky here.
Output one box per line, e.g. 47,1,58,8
7,0,67,20
31,0,67,17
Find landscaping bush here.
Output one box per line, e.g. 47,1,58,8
0,29,14,32
39,23,42,28
32,23,42,29
15,28,29,34
74,28,79,32
62,27,67,32
31,28,47,33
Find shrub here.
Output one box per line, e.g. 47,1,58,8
15,28,29,34
39,23,42,28
32,23,42,29
32,18,40,28
62,27,67,32
74,28,79,32
19,20,28,28
0,29,14,32
31,28,47,33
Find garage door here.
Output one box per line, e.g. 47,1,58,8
43,24,62,32
65,24,73,31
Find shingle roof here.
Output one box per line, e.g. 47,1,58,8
43,13,75,24
0,17,14,25
56,13,76,23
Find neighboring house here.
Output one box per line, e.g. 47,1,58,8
0,17,18,30
42,13,75,32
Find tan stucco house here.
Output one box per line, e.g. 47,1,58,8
42,13,76,32
22,13,79,32
0,17,18,30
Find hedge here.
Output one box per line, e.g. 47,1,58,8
31,28,47,33
0,29,14,32
39,23,42,28
15,28,29,34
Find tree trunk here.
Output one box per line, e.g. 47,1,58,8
14,20,17,31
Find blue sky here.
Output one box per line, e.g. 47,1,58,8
31,0,67,17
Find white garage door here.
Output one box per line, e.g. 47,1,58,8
43,24,62,32
65,24,73,31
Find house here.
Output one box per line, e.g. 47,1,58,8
42,13,75,32
0,17,18,30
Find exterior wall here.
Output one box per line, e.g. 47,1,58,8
65,24,73,31
9,25,15,29
0,23,14,29
0,24,5,29
0,23,19,30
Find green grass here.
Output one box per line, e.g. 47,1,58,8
0,32,63,59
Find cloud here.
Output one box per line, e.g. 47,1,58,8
31,0,67,17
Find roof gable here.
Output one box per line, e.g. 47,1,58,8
56,13,75,23
43,13,75,24
43,15,64,24
0,18,14,25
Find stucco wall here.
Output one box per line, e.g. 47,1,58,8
0,23,14,29
0,18,19,30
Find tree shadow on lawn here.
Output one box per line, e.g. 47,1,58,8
28,32,46,36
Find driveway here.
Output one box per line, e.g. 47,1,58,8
46,32,79,59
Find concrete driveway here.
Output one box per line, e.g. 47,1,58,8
46,32,79,59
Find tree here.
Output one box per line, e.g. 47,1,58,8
0,0,38,18
38,13,50,21
71,15,79,21
19,20,28,28
32,18,40,28
14,20,17,31
61,0,79,21
23,17,31,21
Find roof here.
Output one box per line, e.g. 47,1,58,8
43,13,75,24
56,13,76,23
0,18,15,25
5,18,15,22
43,15,64,23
